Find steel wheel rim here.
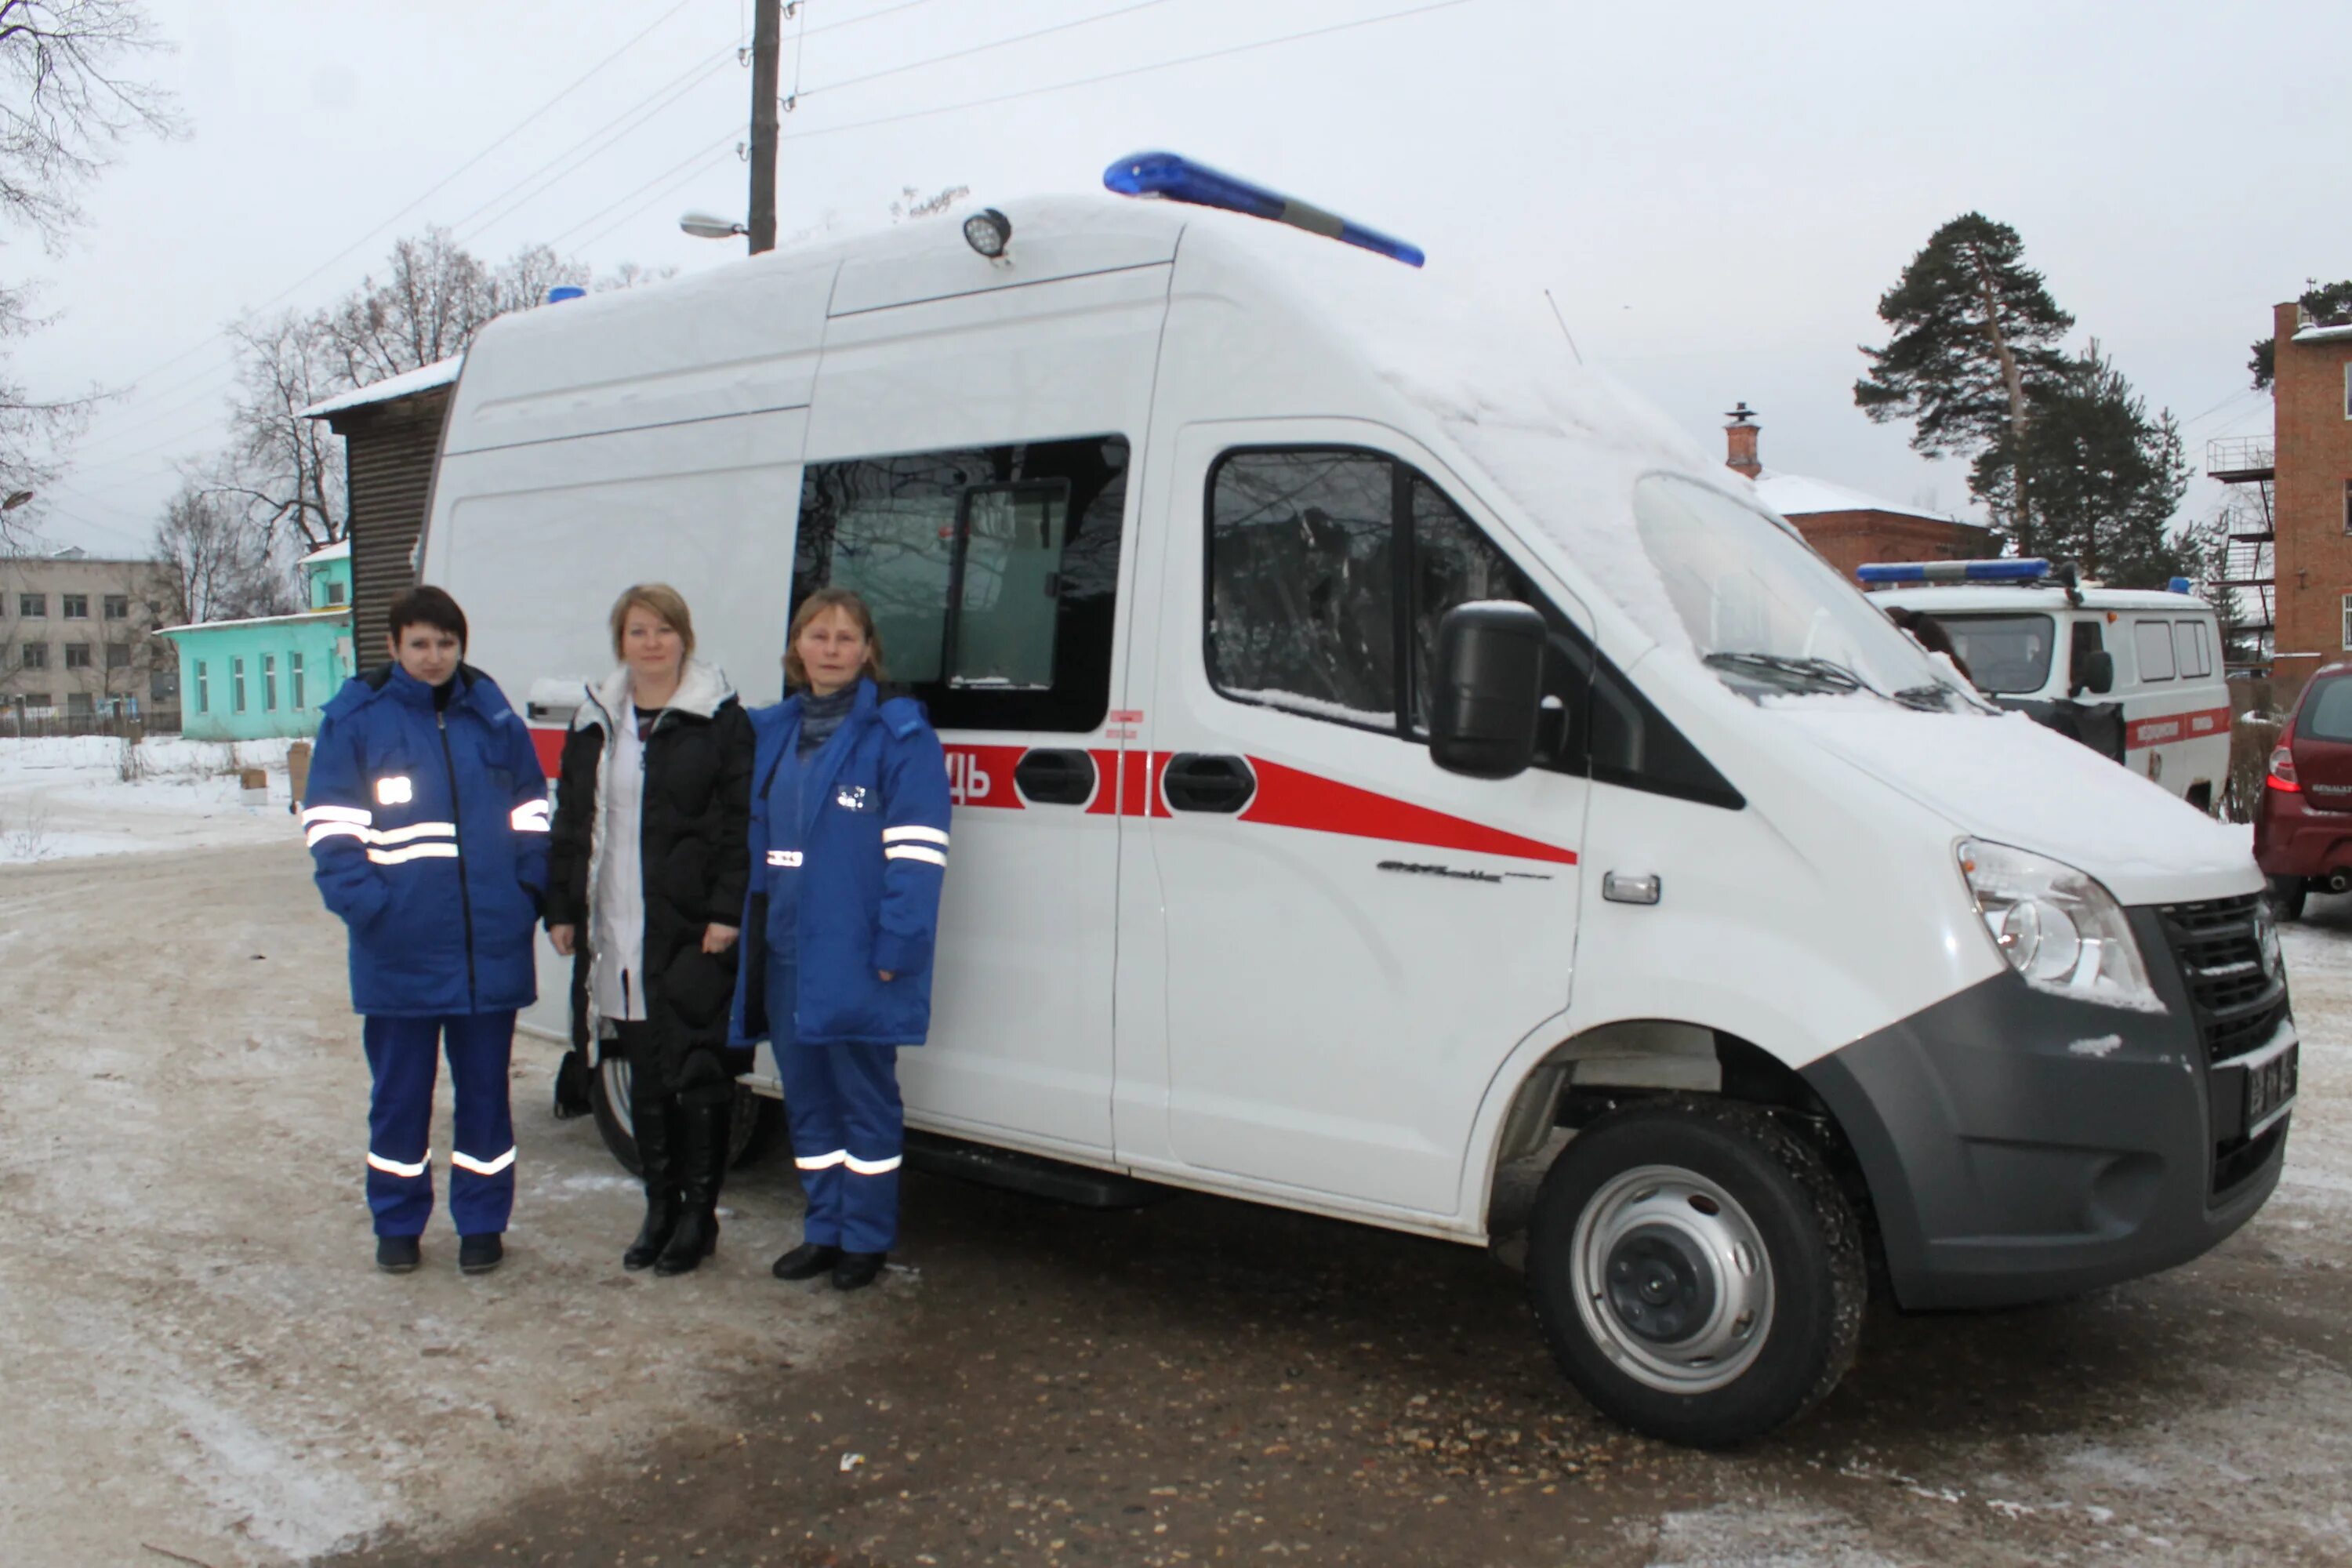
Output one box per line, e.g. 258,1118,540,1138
1569,1163,1775,1395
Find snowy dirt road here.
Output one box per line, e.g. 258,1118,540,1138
2,841,2350,1566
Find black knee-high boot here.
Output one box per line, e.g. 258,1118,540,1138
624,1069,681,1272
655,1083,730,1276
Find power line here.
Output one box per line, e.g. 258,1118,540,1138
567,0,1488,254
795,0,1190,104
97,0,708,401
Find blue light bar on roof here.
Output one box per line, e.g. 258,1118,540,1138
1857,557,2052,586
1102,151,1426,267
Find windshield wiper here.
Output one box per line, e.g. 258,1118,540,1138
1704,652,1867,694
1892,682,1956,711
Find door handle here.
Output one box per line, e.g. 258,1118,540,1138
1163,753,1256,813
1014,748,1096,807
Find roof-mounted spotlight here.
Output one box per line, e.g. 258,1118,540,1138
962,207,1012,260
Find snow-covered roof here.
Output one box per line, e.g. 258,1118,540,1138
297,539,350,566
2292,321,2352,345
1873,584,2211,614
299,355,462,419
155,607,350,637
1751,468,1966,525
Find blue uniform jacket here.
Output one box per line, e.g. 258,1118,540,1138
302,662,550,1018
730,680,953,1048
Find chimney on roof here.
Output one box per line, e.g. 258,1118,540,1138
1724,401,1760,480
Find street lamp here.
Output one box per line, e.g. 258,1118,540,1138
2,489,34,511
680,211,750,241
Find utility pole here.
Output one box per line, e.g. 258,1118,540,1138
747,0,781,255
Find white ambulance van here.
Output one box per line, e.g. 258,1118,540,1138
415,156,2288,1446
1867,561,2232,809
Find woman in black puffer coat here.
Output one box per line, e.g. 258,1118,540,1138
544,583,754,1276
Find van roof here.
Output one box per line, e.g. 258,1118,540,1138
1871,584,2214,615
448,191,1732,659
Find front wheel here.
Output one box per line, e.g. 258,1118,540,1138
1526,1099,1865,1447
587,1052,780,1174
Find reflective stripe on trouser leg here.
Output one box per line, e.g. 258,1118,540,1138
834,1042,903,1254
444,1009,519,1237
770,957,850,1250
361,1015,440,1237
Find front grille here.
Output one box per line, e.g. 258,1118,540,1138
2155,894,2288,1065
2155,893,2293,1199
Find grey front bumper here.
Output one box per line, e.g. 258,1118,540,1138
1802,906,2290,1311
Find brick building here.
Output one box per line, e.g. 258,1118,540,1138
1721,405,1993,579
0,546,180,728
2264,303,2352,703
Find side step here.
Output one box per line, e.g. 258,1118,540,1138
902,1131,1172,1210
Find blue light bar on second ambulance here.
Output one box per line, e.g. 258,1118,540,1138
1102,151,1426,268
1857,557,2053,586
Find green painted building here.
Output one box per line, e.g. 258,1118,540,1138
161,542,358,741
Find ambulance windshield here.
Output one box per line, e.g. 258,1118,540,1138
1632,474,1961,710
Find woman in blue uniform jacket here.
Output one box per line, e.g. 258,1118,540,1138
731,587,952,1293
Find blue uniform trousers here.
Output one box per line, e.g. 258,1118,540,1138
361,1011,518,1238
770,956,903,1254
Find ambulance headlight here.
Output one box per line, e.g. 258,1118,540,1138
1956,840,2162,1013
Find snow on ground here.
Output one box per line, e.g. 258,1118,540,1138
0,735,299,862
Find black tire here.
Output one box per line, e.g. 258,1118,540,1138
2269,875,2308,922
1526,1098,1865,1448
586,1052,782,1175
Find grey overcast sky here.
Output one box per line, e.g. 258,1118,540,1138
18,0,2350,557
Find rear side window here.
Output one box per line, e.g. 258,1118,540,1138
2132,619,2175,682
1207,445,1741,807
1935,613,2053,695
793,434,1127,731
2172,619,2212,679
2303,679,2352,742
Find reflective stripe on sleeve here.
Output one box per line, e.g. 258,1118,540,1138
881,826,949,848
368,842,460,866
884,844,946,867
767,849,804,868
366,1149,430,1178
510,800,551,833
795,1149,847,1171
842,1152,902,1175
306,822,369,848
375,775,414,806
451,1146,517,1176
301,804,373,826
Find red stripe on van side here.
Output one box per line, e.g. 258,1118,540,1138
2125,706,2231,750
943,744,1027,809
1240,757,1578,865
528,726,564,779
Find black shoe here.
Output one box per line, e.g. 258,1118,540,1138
376,1235,421,1274
459,1233,504,1275
771,1242,842,1281
655,1091,730,1276
624,1192,681,1271
832,1251,887,1291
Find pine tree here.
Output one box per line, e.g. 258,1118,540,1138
1971,345,2192,586
1854,213,2074,542
2249,278,2352,390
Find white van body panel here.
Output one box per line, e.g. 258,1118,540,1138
417,194,2265,1247
1874,584,2230,807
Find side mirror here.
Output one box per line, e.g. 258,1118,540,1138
2072,649,2114,697
1430,602,1546,779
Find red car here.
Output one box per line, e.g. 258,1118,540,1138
2256,663,2352,917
